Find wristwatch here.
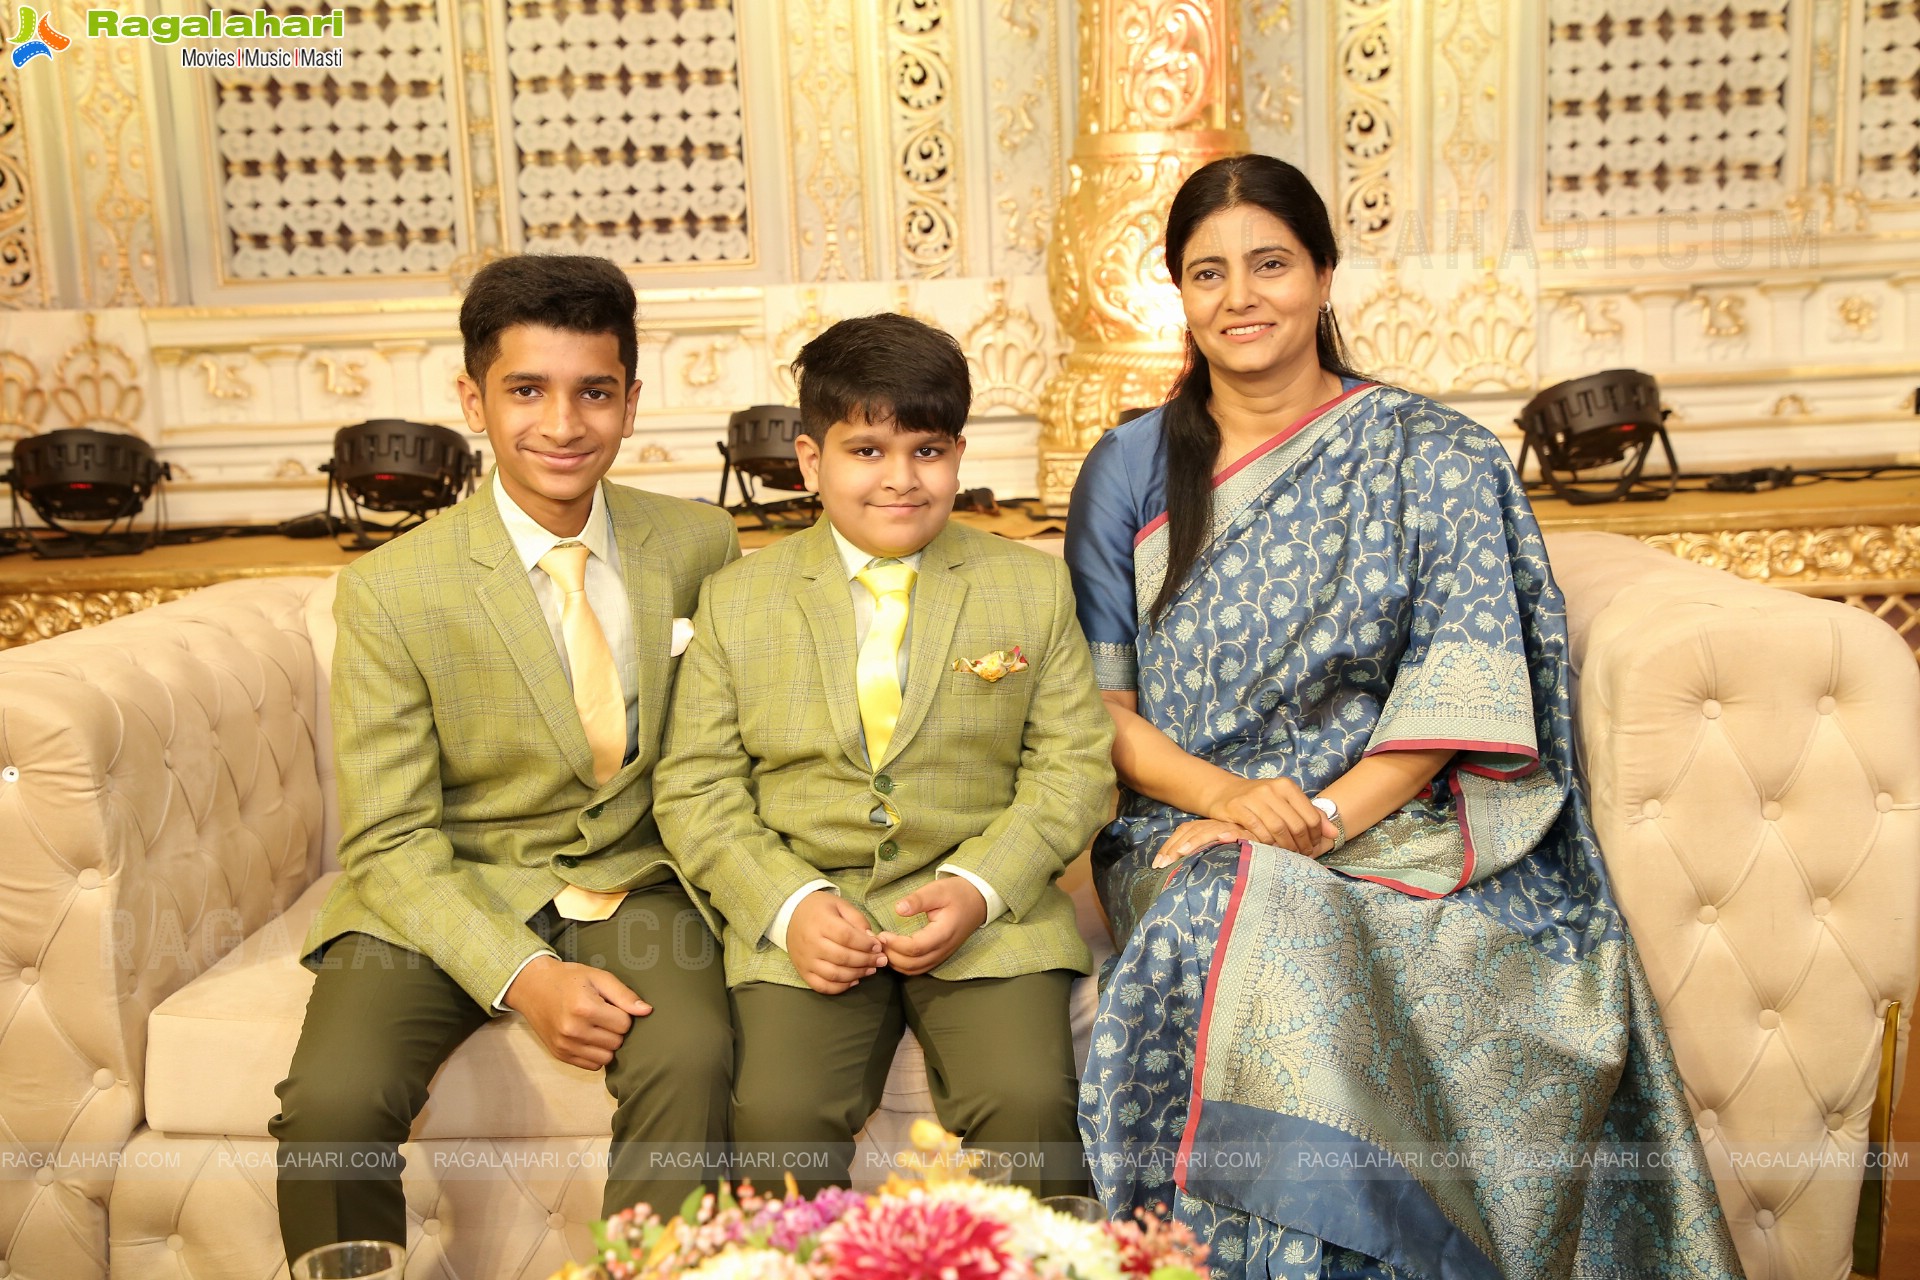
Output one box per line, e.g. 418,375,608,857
1310,796,1348,850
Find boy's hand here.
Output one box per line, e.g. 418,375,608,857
505,955,651,1070
878,878,988,976
788,891,886,995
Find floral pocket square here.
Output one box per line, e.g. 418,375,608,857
952,646,1028,682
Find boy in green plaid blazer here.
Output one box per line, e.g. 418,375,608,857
655,314,1114,1196
270,257,737,1265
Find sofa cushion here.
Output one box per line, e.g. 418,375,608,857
146,874,616,1140
146,869,1114,1141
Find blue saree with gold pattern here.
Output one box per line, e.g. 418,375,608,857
1064,384,1742,1279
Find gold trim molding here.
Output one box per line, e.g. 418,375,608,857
1643,525,1920,587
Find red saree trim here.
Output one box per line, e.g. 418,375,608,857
1133,382,1376,548
1175,839,1255,1191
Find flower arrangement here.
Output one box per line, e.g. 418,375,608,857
551,1125,1207,1280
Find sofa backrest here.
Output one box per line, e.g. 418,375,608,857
0,575,330,1280
1551,531,1920,1279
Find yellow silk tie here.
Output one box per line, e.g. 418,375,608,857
855,558,917,766
538,541,629,922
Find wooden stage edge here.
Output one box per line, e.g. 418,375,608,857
2,476,1918,654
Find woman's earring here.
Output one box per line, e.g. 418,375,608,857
1319,300,1334,315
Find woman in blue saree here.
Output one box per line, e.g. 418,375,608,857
1066,155,1742,1279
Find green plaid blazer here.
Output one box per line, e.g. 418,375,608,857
654,518,1114,989
304,478,740,1008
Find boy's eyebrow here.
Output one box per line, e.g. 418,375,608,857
498,371,623,386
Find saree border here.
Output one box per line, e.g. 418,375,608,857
1176,840,1255,1187
1132,382,1378,625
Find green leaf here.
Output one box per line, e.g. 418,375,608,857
678,1185,707,1224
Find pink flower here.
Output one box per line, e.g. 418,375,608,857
815,1192,1012,1280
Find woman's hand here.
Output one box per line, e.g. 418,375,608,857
1202,776,1335,853
1153,818,1256,869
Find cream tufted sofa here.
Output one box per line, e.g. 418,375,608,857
0,530,1914,1280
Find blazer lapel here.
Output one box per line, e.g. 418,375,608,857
468,481,597,786
609,484,669,785
885,524,968,767
792,521,870,769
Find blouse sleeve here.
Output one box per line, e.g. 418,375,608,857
1063,428,1142,692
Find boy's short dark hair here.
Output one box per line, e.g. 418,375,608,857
460,254,639,389
791,312,970,442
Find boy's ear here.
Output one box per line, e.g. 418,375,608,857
794,432,822,493
622,376,643,439
456,370,487,435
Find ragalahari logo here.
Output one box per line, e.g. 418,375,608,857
9,6,72,67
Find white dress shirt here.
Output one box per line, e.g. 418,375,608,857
767,523,1006,952
492,472,640,1009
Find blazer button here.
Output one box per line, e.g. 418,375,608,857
877,841,899,861
585,803,605,819
873,773,894,795
556,855,579,869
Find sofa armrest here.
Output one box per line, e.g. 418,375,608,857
1552,531,1920,1279
0,576,329,1280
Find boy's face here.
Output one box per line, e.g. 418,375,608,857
794,415,966,560
456,324,640,537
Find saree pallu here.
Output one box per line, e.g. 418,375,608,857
1070,386,1742,1279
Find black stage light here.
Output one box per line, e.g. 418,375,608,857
717,404,817,529
322,419,481,548
4,427,171,558
1516,369,1678,505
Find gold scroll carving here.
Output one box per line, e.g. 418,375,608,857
0,589,196,651
1037,0,1247,512
1643,525,1920,586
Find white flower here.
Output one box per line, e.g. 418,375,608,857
922,1183,1126,1280
682,1249,809,1280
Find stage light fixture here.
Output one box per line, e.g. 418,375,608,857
1516,369,1678,505
4,427,171,558
323,419,481,548
717,404,817,528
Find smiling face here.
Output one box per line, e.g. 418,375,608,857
1177,203,1332,387
456,323,640,537
793,414,966,560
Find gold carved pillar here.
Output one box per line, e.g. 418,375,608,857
1035,0,1247,512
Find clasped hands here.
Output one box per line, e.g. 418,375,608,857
1152,774,1339,870
787,878,987,995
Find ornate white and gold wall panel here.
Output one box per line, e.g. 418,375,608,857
3,0,1920,518
0,275,1062,522
0,59,46,308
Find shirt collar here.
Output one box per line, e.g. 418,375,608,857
827,522,925,582
493,470,615,574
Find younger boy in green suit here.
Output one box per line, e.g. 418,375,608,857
270,256,737,1264
654,313,1114,1196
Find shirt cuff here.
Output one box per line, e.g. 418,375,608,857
493,949,559,1013
937,864,1007,923
768,880,836,951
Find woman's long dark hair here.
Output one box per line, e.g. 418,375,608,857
1150,155,1363,625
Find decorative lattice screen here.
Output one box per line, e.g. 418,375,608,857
1858,0,1920,203
212,1,461,278
1545,0,1792,218
506,0,750,264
